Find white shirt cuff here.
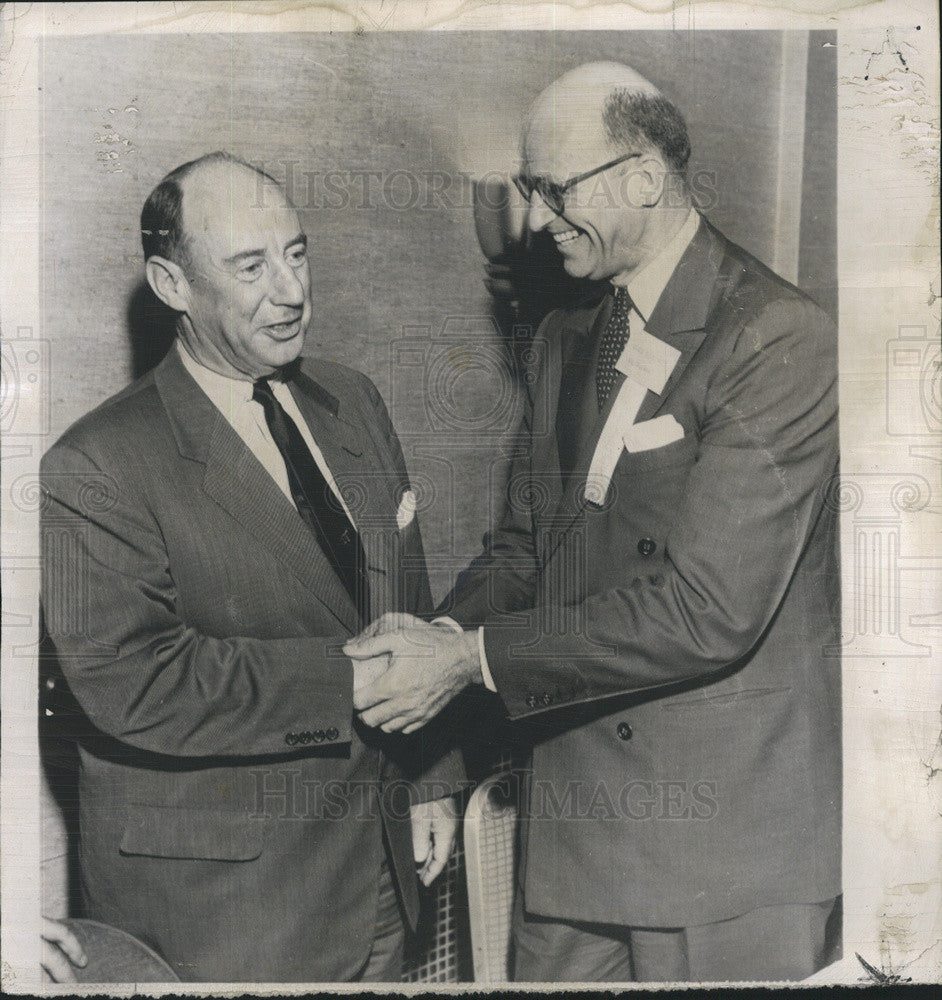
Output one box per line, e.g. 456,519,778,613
431,619,495,691
477,627,496,691
431,616,462,634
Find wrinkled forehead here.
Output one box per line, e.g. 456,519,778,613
181,165,300,253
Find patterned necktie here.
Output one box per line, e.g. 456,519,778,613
596,287,632,409
253,377,369,617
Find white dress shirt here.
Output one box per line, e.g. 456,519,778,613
176,341,356,525
613,207,700,326
475,209,701,692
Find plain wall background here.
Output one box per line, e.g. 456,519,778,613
40,30,836,922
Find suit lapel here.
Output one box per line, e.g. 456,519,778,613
543,220,728,546
154,350,361,634
555,296,611,482
552,335,620,528
202,418,361,634
533,298,606,546
632,221,727,423
288,368,401,625
532,310,572,523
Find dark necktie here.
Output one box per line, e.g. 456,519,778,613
596,287,632,409
253,377,369,617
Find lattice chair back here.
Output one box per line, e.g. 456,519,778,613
463,771,518,983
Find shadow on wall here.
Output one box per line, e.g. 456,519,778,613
126,282,177,380
472,177,603,375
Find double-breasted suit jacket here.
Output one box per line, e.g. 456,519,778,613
446,219,841,929
41,347,463,981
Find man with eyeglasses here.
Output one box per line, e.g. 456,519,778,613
348,61,840,982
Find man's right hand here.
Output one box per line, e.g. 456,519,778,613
347,623,480,734
350,613,426,696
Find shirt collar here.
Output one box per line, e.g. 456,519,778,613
612,208,700,324
176,340,255,408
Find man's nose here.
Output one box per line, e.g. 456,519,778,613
527,191,555,232
270,258,306,305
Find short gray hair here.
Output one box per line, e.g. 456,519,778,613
602,89,691,179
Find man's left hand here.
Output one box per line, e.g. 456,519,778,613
345,624,480,733
41,918,87,983
409,795,460,886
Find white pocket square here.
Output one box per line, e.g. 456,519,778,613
622,414,685,453
396,489,418,530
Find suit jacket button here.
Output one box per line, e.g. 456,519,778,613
541,693,553,706
285,732,297,746
637,538,656,557
326,727,339,741
616,722,633,741
312,729,326,743
526,694,537,708
299,731,311,744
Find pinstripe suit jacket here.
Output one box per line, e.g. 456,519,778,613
41,346,463,981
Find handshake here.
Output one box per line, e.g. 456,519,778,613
345,614,483,734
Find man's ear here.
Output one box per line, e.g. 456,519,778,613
145,255,190,313
623,152,669,209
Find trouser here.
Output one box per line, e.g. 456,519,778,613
353,856,406,982
512,890,839,983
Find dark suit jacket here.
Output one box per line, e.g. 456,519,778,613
41,347,463,981
445,220,841,928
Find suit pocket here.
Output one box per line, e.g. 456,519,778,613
660,685,793,710
614,430,698,474
119,805,264,861
597,431,697,538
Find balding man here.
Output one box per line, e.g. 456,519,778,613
41,152,462,982
348,64,840,982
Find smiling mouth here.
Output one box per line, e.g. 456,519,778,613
552,229,581,245
265,317,303,337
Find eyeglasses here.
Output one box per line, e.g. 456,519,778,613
512,153,641,216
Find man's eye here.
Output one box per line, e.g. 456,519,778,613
287,247,307,266
238,261,264,279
